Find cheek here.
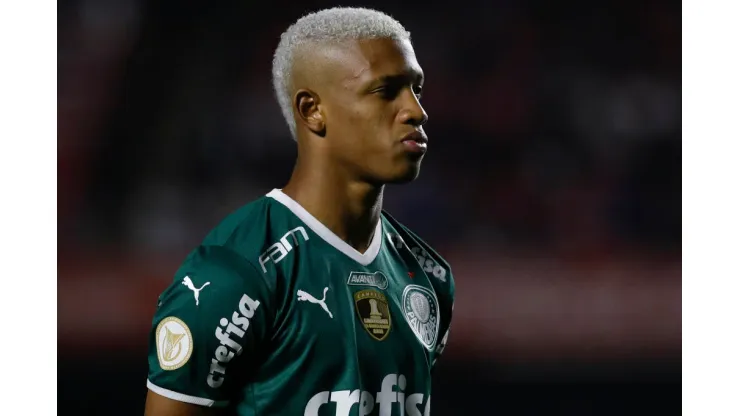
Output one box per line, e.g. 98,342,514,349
330,101,365,129
352,103,397,137
339,107,381,137
329,100,396,151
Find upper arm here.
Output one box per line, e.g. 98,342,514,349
146,245,274,411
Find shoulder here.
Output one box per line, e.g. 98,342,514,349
160,191,300,310
200,193,277,258
192,190,307,279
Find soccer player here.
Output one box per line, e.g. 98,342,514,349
144,7,455,416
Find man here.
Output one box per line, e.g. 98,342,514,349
145,7,455,416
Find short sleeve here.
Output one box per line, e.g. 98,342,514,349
146,245,274,408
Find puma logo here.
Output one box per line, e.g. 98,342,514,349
182,276,210,306
297,287,333,319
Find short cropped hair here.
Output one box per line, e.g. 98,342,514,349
271,7,411,140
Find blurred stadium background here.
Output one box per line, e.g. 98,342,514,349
58,0,680,414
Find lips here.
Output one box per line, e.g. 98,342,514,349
401,131,428,144
400,130,428,155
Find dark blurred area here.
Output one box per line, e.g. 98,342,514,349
58,0,681,414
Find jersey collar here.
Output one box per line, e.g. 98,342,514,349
266,189,383,265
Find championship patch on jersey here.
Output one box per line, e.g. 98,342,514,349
354,289,392,341
155,316,193,370
402,285,440,351
346,271,389,290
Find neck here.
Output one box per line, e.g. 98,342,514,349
281,156,384,254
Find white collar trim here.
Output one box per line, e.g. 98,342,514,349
266,189,383,265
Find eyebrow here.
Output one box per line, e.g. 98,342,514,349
366,69,424,89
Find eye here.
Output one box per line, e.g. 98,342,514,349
373,84,402,100
373,83,423,100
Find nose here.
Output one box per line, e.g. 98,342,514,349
398,90,428,127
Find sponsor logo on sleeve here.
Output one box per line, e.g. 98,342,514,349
207,293,261,389
181,276,210,306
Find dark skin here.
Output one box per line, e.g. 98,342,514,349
144,37,428,415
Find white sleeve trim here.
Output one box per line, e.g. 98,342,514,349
146,379,229,408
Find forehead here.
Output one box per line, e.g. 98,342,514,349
328,38,423,88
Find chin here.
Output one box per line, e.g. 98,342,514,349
385,162,422,184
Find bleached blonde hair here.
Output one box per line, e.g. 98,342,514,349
271,7,411,140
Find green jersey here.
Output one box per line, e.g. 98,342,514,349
147,189,455,415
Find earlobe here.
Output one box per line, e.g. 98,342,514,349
295,90,326,137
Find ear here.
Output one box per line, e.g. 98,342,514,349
294,89,326,137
